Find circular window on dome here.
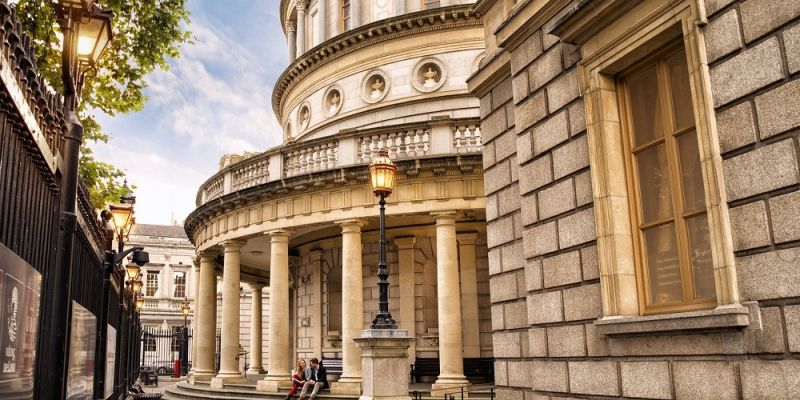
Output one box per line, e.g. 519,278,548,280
297,102,311,131
323,85,343,117
360,70,390,103
412,58,447,93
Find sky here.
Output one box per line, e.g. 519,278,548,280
90,0,287,225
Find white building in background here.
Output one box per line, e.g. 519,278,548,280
129,223,269,370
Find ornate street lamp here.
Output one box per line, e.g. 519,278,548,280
135,295,144,311
181,298,191,327
131,278,143,295
47,2,115,398
369,150,397,329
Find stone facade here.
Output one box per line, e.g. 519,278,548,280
470,0,800,398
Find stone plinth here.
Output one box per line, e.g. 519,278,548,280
210,374,244,388
355,329,414,400
256,378,291,392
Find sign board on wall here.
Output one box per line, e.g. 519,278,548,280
0,243,42,400
66,301,97,400
104,325,116,399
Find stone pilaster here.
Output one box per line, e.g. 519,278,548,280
248,283,266,374
457,232,480,358
191,250,218,382
316,0,327,44
431,212,469,394
394,236,417,362
212,240,247,388
258,229,293,392
331,219,366,395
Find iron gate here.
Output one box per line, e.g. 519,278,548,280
139,327,193,375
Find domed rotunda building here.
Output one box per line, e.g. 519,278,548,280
183,0,490,395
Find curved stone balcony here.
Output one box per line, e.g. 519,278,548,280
189,117,483,245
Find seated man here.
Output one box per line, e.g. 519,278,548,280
299,358,328,400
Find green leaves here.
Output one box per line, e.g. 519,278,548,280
14,0,190,209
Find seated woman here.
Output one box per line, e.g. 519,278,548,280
283,359,307,400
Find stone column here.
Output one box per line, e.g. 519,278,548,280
296,0,309,56
431,212,468,394
189,256,200,376
394,237,417,362
191,250,218,382
331,219,366,395
286,20,297,62
248,283,266,374
258,230,293,392
330,0,340,35
457,233,480,358
316,0,327,44
212,240,247,387
309,250,324,357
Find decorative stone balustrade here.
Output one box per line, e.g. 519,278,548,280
232,155,270,191
453,124,482,154
204,176,224,202
357,128,430,163
284,140,338,177
195,118,481,206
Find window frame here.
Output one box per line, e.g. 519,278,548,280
340,0,350,31
560,0,741,319
173,271,187,298
616,42,717,315
146,271,159,297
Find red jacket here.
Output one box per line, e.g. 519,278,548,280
289,372,306,394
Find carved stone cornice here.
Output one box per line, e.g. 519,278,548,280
271,4,482,118
184,154,483,242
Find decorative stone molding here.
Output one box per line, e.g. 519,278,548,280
272,4,481,117
185,155,484,247
297,101,312,132
322,84,344,117
360,69,390,103
411,57,447,93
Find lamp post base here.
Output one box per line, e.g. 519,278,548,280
354,329,414,400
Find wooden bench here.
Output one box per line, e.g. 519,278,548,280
320,357,343,386
410,358,439,383
411,358,495,383
463,358,494,383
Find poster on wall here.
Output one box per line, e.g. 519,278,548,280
104,325,117,399
65,301,97,400
0,243,42,400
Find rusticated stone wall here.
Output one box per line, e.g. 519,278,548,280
474,0,800,398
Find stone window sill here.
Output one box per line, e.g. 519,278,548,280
594,305,750,337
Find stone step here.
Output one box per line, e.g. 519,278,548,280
162,382,495,400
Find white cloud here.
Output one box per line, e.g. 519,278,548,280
147,18,283,153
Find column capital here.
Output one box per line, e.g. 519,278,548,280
286,20,297,32
456,232,479,245
431,211,458,225
394,236,416,250
337,218,366,233
265,229,293,244
198,250,218,262
309,249,324,262
248,282,265,293
220,239,247,252
296,0,308,12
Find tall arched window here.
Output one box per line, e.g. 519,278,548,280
341,0,351,30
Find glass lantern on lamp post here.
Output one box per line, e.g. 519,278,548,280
369,150,397,329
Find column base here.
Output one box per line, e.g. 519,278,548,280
189,370,215,383
257,375,292,392
431,378,470,398
247,367,266,375
355,329,414,400
331,378,363,395
210,373,245,388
